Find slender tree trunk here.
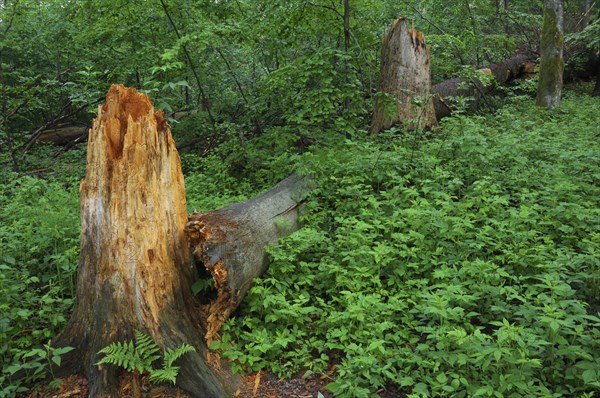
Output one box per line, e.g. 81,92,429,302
593,57,600,96
536,0,564,109
579,0,592,30
370,17,437,134
464,0,481,66
343,0,350,52
159,0,216,128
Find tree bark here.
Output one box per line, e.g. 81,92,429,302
52,85,231,397
370,17,437,134
536,0,564,109
593,57,600,96
186,174,311,344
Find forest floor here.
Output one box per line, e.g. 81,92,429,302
22,370,336,398
23,368,406,397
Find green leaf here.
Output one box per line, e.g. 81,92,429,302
436,373,448,384
582,369,598,385
53,346,75,356
51,355,62,367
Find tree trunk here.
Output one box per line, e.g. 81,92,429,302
370,17,437,134
579,0,592,30
52,85,232,397
593,57,600,96
536,0,564,109
186,174,311,344
432,54,534,119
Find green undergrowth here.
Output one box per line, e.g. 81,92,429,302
214,91,600,397
1,87,598,397
0,175,80,396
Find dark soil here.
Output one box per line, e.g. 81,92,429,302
21,370,332,398
22,368,406,397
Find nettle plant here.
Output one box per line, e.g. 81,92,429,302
214,91,600,397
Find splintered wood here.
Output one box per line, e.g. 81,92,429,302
54,84,230,397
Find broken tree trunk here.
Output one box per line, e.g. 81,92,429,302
51,85,310,397
370,17,437,134
186,174,311,345
536,0,564,109
52,85,232,397
36,111,194,147
432,54,534,119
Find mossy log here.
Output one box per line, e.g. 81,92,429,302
49,85,311,397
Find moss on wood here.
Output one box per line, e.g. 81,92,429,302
536,0,564,109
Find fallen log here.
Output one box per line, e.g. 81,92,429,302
186,174,311,344
432,54,534,119
38,124,88,145
36,111,196,147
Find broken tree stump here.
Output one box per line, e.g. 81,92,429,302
52,85,232,397
370,17,437,134
50,84,312,397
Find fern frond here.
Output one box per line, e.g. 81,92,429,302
163,344,196,368
96,333,195,385
97,340,141,372
134,331,161,365
96,331,160,373
149,367,180,384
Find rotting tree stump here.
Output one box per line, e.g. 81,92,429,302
51,85,227,397
52,85,310,397
370,17,437,134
